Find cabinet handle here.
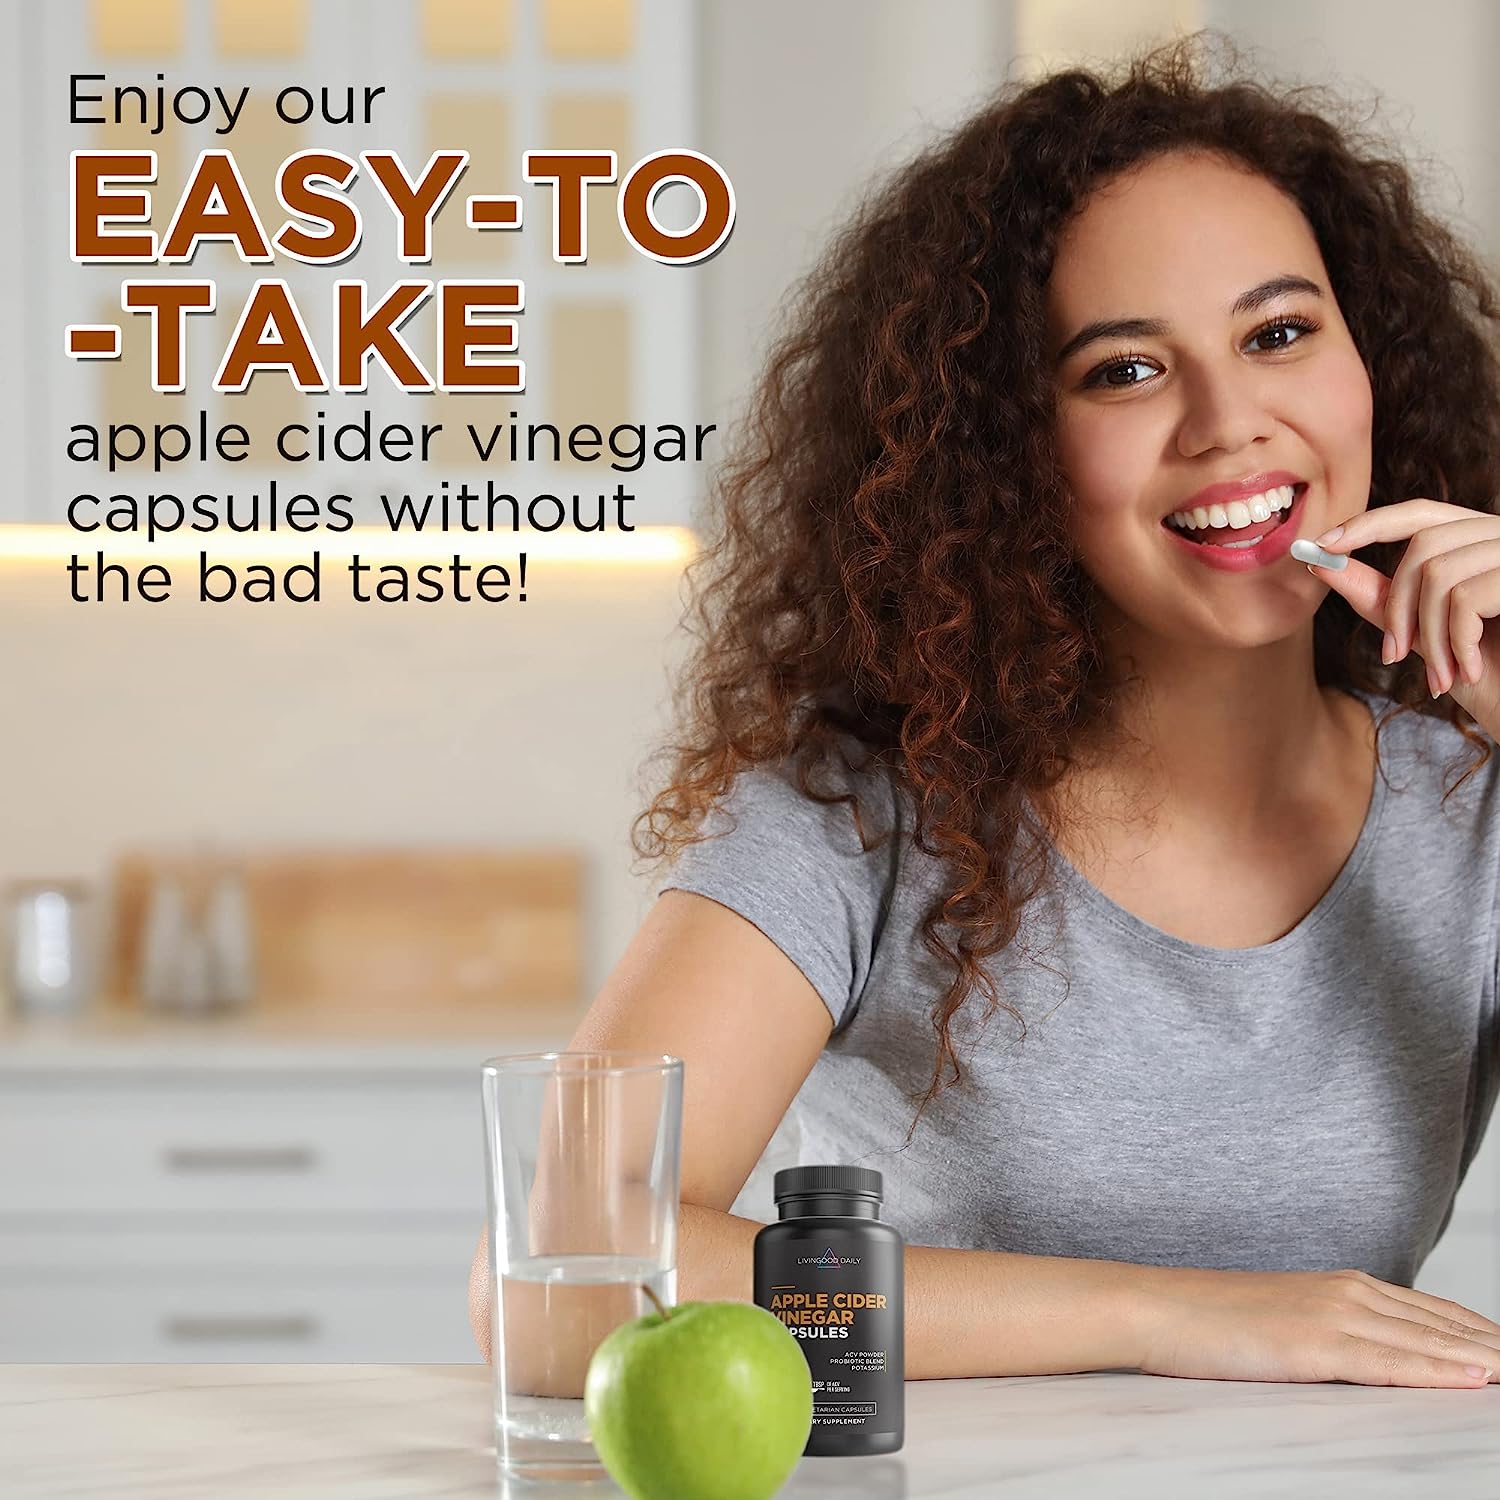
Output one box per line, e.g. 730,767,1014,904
163,1314,319,1342
161,1146,317,1173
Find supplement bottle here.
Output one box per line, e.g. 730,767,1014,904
752,1164,904,1456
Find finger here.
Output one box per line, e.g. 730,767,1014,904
1416,539,1500,694
1378,1284,1500,1338
1362,1309,1500,1375
1383,518,1500,662
1366,1283,1500,1341
1303,552,1390,631
1313,497,1473,555
1340,1333,1492,1387
1452,582,1493,687
1363,1289,1500,1354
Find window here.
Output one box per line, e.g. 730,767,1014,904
20,0,700,526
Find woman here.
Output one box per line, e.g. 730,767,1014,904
472,33,1500,1387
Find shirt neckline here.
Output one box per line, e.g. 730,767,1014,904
1031,688,1389,966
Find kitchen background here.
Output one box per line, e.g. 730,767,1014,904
0,0,1496,1362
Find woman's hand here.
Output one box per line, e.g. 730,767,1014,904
1303,499,1500,739
1135,1264,1500,1387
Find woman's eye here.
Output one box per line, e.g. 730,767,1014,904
1249,319,1312,352
1086,357,1158,389
1081,317,1317,391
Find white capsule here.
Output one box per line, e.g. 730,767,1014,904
1289,538,1348,571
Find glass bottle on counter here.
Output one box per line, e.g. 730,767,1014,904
137,851,256,1014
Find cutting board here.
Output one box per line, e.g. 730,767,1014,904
105,848,583,1025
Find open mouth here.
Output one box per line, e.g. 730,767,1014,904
1161,483,1307,549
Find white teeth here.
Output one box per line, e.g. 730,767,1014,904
1167,484,1298,533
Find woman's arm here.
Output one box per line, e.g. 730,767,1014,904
467,888,1150,1377
468,890,1500,1387
469,1200,1149,1378
681,1203,1151,1379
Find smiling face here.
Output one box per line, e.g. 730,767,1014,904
1046,149,1374,650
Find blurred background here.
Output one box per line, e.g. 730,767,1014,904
0,0,1495,1362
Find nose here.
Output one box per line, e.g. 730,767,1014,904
1174,356,1278,460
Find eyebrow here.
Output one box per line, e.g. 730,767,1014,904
1051,273,1326,368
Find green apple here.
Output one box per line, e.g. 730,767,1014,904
584,1286,812,1500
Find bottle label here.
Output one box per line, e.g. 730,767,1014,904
754,1226,902,1435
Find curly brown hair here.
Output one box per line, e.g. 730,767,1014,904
631,30,1500,1142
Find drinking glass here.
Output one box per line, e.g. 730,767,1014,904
481,1051,684,1484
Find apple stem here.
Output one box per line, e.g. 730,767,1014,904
641,1283,671,1320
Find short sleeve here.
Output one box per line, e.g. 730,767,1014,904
655,756,900,1032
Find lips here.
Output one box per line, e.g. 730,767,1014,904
1173,469,1308,514
1161,484,1310,573
1164,492,1300,548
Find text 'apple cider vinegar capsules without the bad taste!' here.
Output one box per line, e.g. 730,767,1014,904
753,1164,905,1456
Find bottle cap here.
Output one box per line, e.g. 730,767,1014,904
773,1164,882,1203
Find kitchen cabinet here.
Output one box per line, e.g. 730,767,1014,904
0,1031,564,1362
0,1234,476,1362
0,1078,480,1217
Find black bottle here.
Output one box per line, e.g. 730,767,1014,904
753,1164,904,1456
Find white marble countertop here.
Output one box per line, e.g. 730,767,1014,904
3,1363,1497,1498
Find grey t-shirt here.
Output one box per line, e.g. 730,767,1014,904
656,689,1500,1285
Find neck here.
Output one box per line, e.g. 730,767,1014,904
1060,614,1351,837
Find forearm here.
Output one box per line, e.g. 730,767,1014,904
471,1203,1152,1380
680,1201,1149,1380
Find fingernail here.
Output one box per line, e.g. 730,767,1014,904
1380,631,1396,665
1428,666,1440,698
1465,1365,1490,1379
1305,564,1318,576
1315,525,1344,544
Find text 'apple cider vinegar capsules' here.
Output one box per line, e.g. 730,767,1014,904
752,1164,905,1456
